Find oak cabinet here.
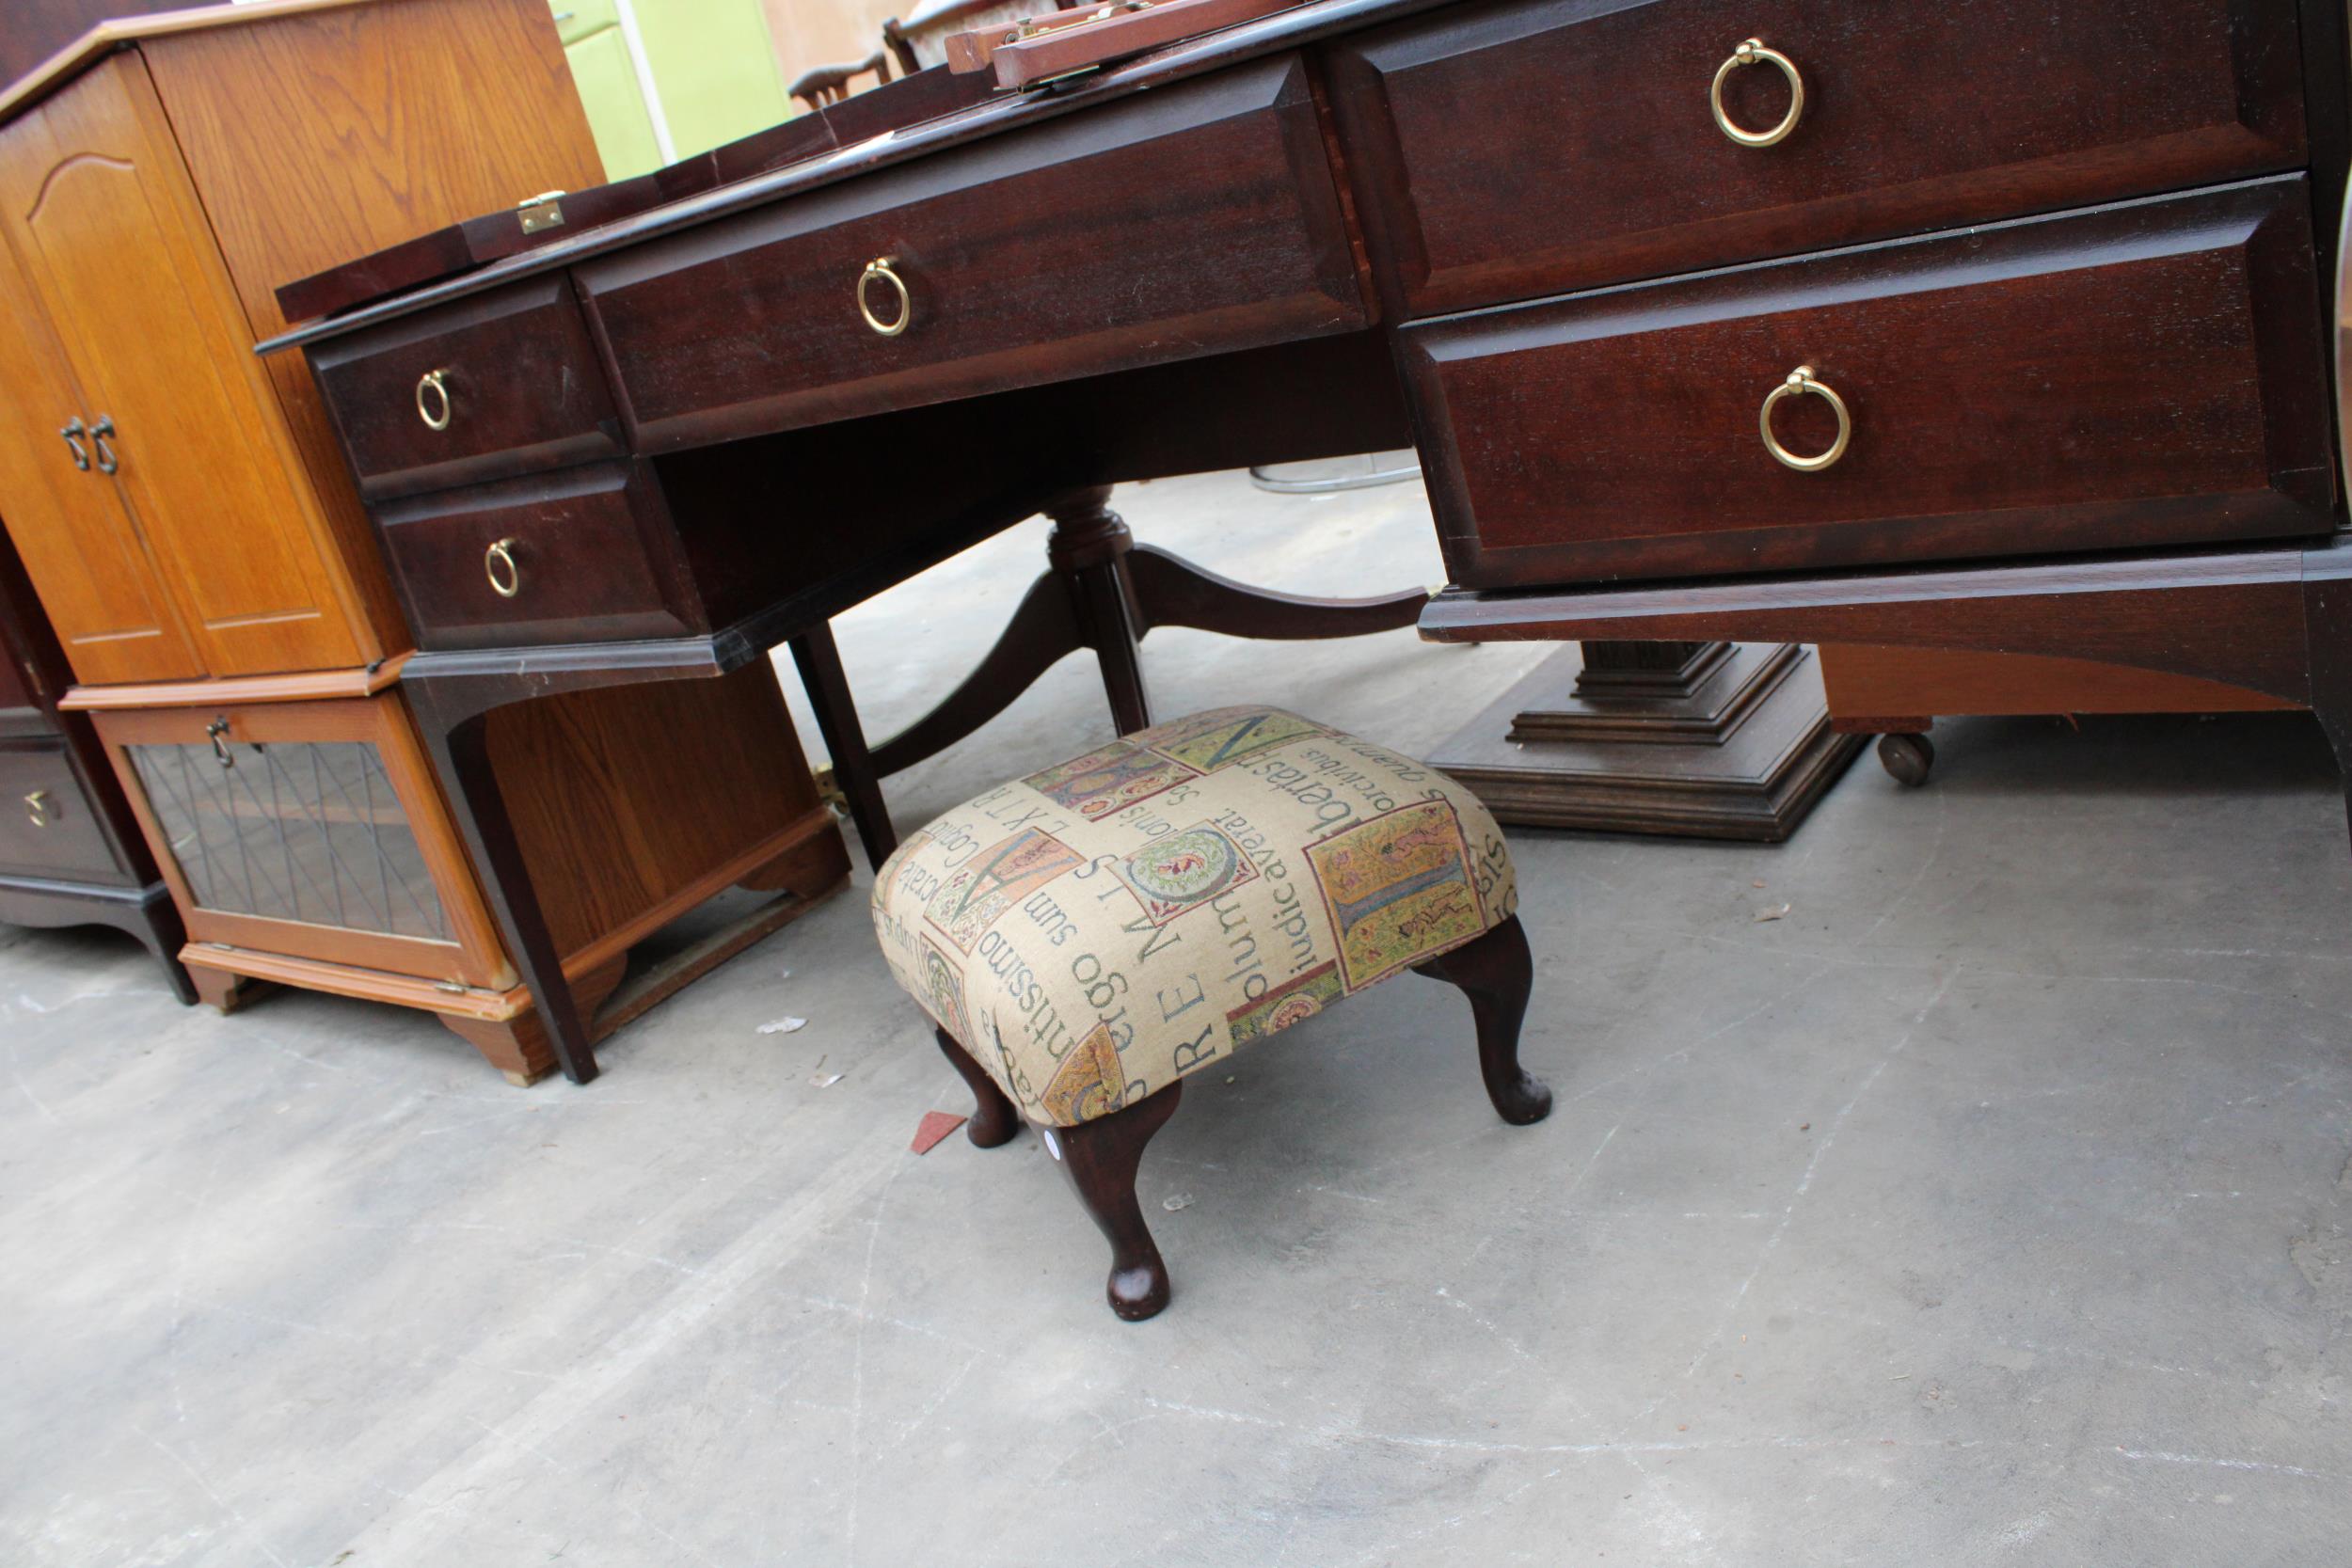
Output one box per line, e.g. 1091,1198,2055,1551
0,0,609,689
0,0,848,1081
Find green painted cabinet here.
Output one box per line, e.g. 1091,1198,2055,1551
551,0,794,180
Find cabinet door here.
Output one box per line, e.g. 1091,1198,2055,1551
0,234,204,687
0,55,363,678
95,696,513,989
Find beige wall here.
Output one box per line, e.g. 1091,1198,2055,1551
759,0,905,79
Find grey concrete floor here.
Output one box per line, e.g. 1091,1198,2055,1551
6,470,2351,1567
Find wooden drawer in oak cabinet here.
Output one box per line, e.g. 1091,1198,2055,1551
308,277,623,500
375,463,704,651
576,54,1366,450
1327,0,2307,315
0,740,123,883
1405,178,2335,589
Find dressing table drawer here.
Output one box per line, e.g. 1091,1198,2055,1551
1329,0,2307,315
310,277,623,499
1406,178,2334,589
576,53,1366,449
376,463,705,650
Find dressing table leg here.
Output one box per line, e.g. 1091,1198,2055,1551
407,685,597,1085
790,623,898,871
1046,486,1152,735
2304,569,2352,860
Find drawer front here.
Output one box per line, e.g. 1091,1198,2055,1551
309,277,623,499
0,740,124,883
1406,179,2335,589
1328,0,2307,315
376,463,703,650
578,54,1367,449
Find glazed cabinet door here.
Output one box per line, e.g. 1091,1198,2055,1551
93,696,513,989
0,234,203,687
0,55,363,678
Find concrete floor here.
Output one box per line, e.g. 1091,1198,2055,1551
6,471,2351,1566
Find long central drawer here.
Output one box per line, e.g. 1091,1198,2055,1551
1404,177,2334,589
575,54,1368,451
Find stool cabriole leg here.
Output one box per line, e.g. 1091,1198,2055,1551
1414,914,1550,1126
1045,1083,1183,1322
933,1028,1020,1148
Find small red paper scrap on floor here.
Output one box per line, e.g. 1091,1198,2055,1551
912,1110,969,1154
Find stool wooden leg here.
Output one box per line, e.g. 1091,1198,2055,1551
1046,1083,1183,1322
1414,915,1551,1126
933,1028,1020,1148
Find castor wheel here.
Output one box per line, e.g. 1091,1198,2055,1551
1877,732,1935,787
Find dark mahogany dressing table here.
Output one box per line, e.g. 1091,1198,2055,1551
265,0,2352,1084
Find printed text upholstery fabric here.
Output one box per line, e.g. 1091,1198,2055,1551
871,707,1518,1126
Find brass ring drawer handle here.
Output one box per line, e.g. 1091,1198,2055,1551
1758,365,1851,471
485,536,522,598
24,789,51,828
1712,37,1805,148
417,369,453,430
858,256,912,337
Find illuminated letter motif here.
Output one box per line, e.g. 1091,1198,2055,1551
1111,822,1259,926
1038,1022,1128,1123
1306,800,1488,990
918,938,971,1044
1226,961,1343,1044
923,828,1086,953
1020,740,1195,819
1144,707,1323,772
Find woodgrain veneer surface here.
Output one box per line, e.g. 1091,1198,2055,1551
1328,0,2308,315
577,55,1369,449
1407,177,2334,587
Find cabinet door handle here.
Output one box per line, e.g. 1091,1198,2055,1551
59,417,89,471
858,257,912,337
90,414,119,475
24,789,51,828
1711,38,1806,148
206,716,235,768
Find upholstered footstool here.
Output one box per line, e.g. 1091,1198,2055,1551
872,706,1548,1320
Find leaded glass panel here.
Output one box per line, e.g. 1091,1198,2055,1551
128,739,449,942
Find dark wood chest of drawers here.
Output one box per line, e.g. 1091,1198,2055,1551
0,515,190,998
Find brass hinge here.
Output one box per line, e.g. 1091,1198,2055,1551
516,190,566,236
